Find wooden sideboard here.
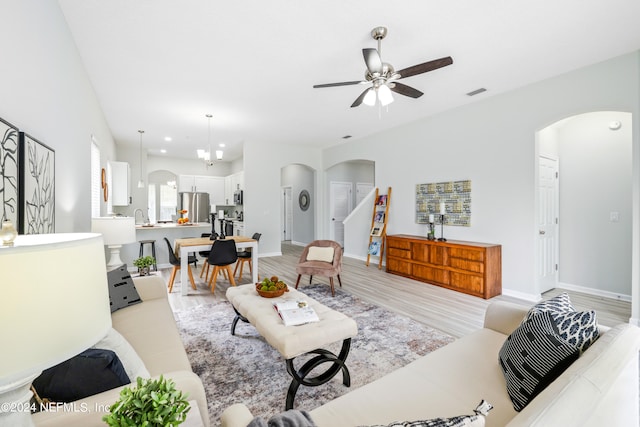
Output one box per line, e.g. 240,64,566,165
386,234,502,299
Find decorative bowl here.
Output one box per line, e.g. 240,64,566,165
255,283,288,298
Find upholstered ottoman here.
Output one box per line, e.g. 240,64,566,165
226,284,358,409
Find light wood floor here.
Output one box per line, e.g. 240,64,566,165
165,242,631,338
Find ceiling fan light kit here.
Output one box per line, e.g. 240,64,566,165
313,26,453,108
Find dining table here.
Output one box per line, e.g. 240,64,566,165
174,235,259,296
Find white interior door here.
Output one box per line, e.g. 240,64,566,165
330,181,352,246
281,187,292,241
537,156,559,293
356,182,374,206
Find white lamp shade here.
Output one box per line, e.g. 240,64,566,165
378,84,394,106
0,233,112,387
91,217,136,246
363,88,376,106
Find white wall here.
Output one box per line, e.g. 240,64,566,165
322,52,640,300
243,142,322,257
281,164,315,245
0,0,116,232
556,112,632,295
325,160,375,209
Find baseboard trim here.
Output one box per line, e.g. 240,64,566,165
557,281,632,302
257,251,282,258
502,288,541,303
344,252,386,267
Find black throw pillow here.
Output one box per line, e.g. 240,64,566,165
499,311,580,411
107,264,142,313
32,348,129,403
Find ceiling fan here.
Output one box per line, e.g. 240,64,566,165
313,26,453,108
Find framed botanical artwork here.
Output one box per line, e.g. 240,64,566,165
0,117,20,224
19,132,55,234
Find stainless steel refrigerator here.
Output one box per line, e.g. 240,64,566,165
179,192,211,223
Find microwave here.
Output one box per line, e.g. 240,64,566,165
233,190,243,205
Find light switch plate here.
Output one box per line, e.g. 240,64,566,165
610,211,620,222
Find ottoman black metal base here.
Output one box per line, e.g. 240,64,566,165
285,338,352,410
231,307,352,410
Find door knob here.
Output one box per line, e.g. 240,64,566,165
539,230,546,235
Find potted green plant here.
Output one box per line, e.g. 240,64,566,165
133,255,156,276
103,375,190,427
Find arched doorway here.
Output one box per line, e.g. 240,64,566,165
536,111,632,299
281,163,315,246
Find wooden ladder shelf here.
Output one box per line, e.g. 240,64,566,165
366,187,391,269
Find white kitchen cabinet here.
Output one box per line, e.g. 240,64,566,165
109,161,130,206
178,174,225,204
233,221,245,236
224,175,233,205
206,177,226,205
224,171,244,205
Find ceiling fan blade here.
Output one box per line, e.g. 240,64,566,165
363,48,383,74
396,56,453,79
350,87,371,108
390,82,423,98
313,80,363,88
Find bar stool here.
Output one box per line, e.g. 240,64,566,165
138,239,157,271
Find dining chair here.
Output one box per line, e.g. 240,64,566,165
207,239,238,293
234,232,261,281
164,237,198,293
198,233,214,281
295,240,343,297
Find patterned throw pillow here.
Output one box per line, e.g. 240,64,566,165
499,312,580,411
107,264,142,313
525,292,599,353
526,292,575,317
553,309,599,352
366,400,493,427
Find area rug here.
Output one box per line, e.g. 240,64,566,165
173,283,455,424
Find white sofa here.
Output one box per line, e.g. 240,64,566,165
221,300,640,427
33,275,210,426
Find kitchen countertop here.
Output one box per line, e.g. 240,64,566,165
135,222,211,230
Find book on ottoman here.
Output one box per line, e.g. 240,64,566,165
273,300,320,326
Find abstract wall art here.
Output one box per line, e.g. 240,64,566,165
19,132,55,234
416,180,471,226
0,117,19,224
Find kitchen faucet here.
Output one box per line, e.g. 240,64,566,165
133,208,146,225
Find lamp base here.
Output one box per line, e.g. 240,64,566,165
0,372,40,427
106,244,124,267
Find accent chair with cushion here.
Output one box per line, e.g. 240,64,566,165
295,240,343,296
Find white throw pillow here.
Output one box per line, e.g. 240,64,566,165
93,328,151,382
306,246,335,263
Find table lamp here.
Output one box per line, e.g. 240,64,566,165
0,233,112,427
91,217,136,267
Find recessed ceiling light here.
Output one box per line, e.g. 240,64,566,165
219,143,226,147
164,136,172,142
160,149,167,154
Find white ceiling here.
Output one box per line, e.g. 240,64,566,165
57,0,640,162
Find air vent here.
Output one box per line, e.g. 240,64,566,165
466,88,487,96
